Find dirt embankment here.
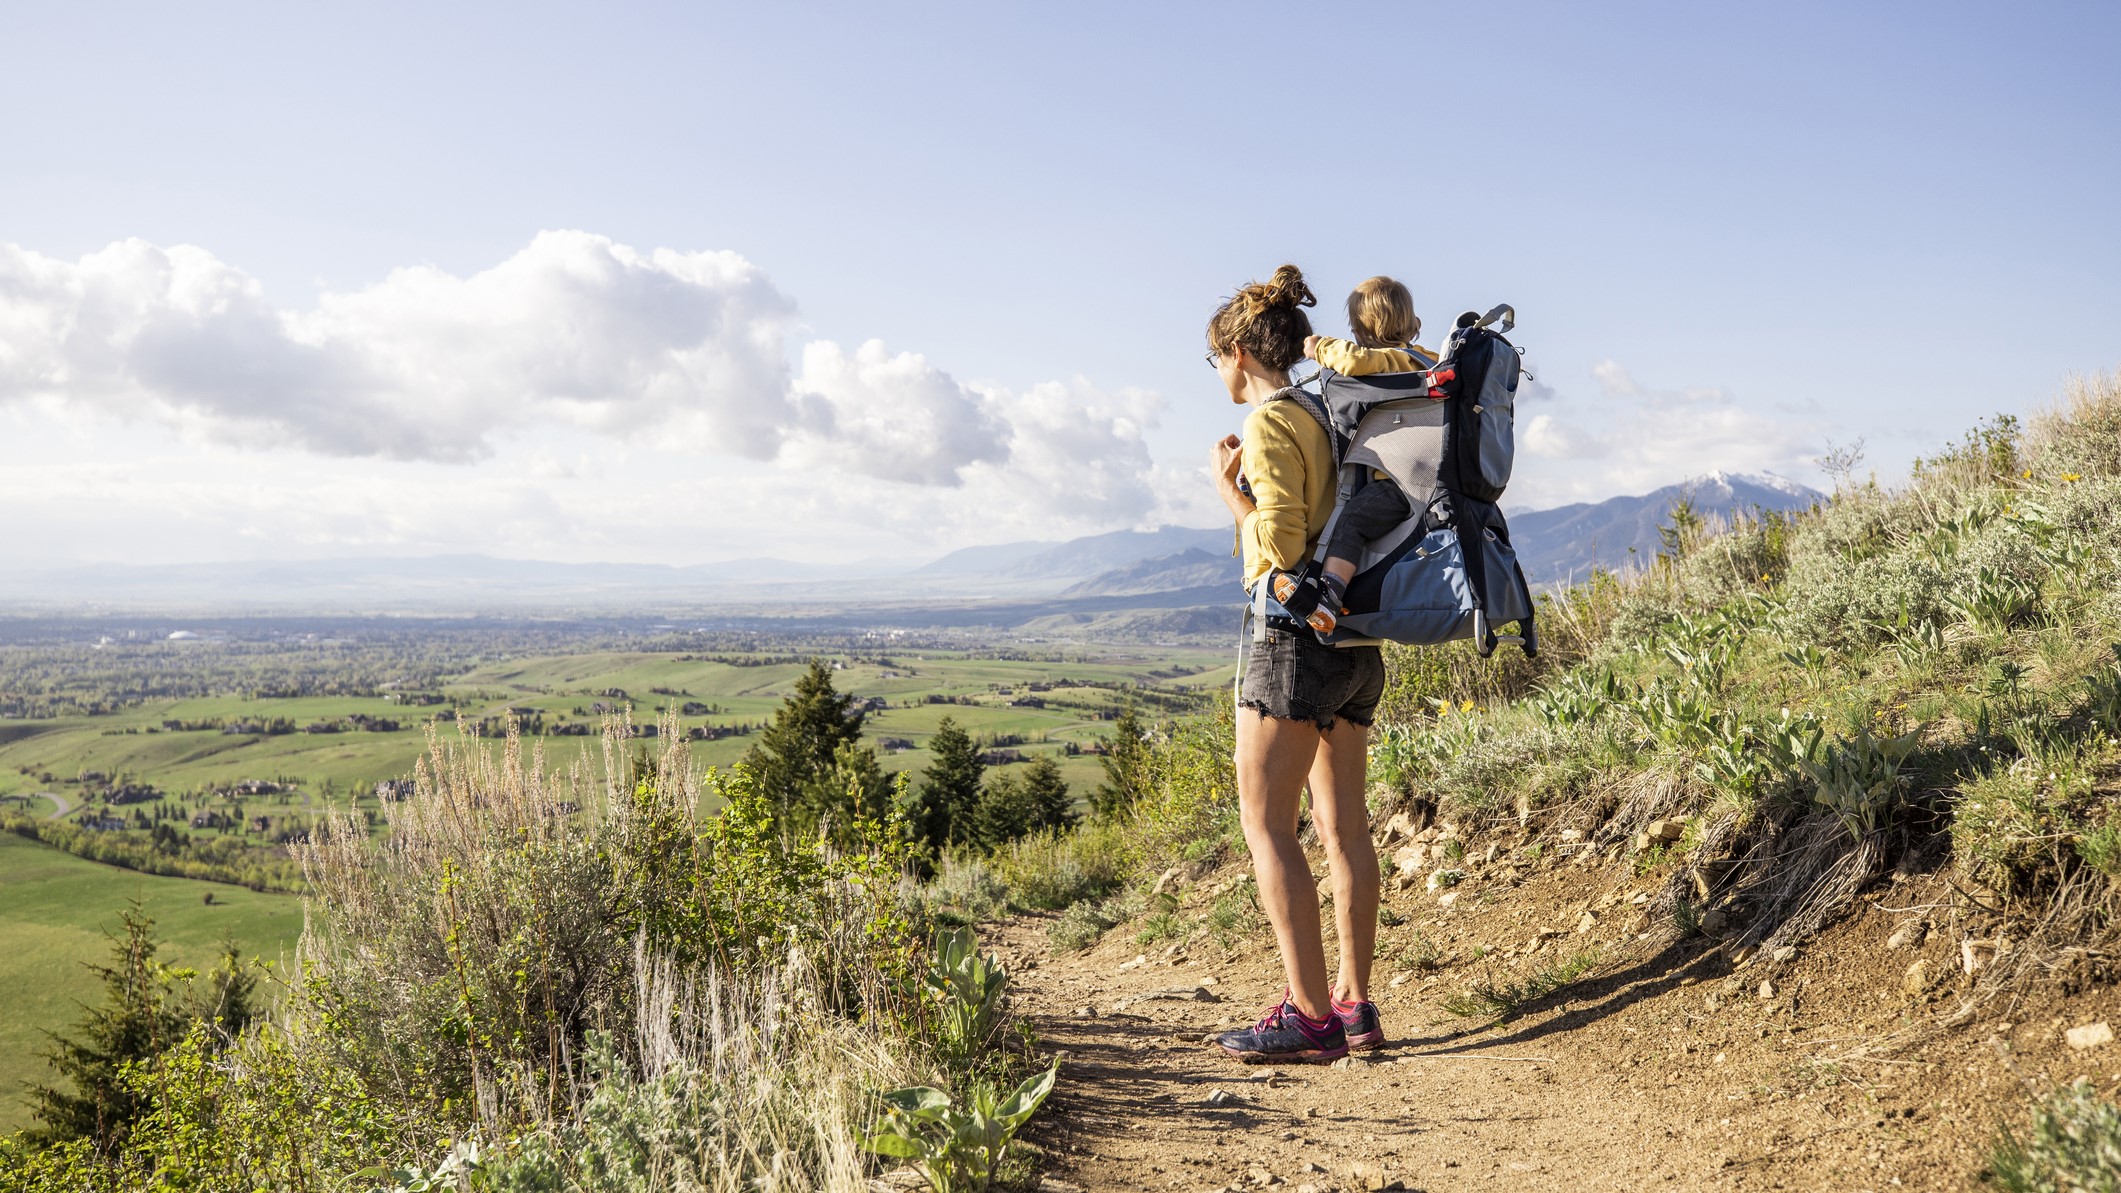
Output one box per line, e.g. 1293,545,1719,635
1003,831,2121,1192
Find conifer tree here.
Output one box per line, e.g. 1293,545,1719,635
741,659,866,836
1092,705,1154,818
29,902,187,1148
972,769,1038,849
910,717,984,850
803,740,894,849
1020,755,1079,832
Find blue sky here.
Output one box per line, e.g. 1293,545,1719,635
2,2,2116,566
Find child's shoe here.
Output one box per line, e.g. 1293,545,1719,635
1269,568,1338,638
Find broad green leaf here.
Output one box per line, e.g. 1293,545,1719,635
999,1062,1058,1124
882,1086,951,1115
864,1130,925,1159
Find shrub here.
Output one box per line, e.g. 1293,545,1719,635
992,823,1130,912
1990,1080,2121,1193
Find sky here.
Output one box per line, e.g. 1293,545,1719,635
2,1,2117,568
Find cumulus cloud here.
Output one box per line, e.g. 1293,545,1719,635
0,232,1180,558
1506,361,1829,508
0,232,801,461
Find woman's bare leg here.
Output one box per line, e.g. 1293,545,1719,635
1235,706,1333,1020
1306,717,1377,1005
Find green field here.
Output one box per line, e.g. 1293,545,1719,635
0,646,1232,827
0,833,302,1132
0,639,1231,1133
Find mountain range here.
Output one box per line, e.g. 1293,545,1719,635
0,473,1819,615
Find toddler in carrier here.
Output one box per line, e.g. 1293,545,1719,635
1270,276,1435,639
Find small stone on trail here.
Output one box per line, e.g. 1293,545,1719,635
2066,1022,2115,1050
1647,817,1686,842
1205,1087,1237,1107
1758,980,1776,999
1301,1161,1327,1174
1076,1005,1096,1017
1903,959,1933,998
1036,1179,1086,1193
1772,946,1798,964
1146,985,1222,1003
1887,923,1921,949
1436,891,1460,909
1118,954,1149,974
1700,908,1728,936
1576,911,1598,934
1246,1165,1281,1186
1389,972,1412,989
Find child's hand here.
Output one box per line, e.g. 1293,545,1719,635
1303,335,1320,359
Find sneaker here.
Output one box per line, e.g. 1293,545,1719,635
1216,999,1348,1064
1333,997,1385,1051
1268,569,1338,637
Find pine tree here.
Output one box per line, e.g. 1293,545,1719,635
801,740,895,849
1092,705,1154,818
198,936,257,1038
28,901,188,1148
1020,755,1078,832
972,770,1037,848
741,659,866,836
910,717,984,850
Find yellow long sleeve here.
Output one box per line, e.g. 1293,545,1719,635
1235,402,1336,587
1313,337,1436,377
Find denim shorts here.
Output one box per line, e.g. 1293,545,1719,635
1239,630,1385,730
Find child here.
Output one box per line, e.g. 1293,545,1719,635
1270,276,1435,639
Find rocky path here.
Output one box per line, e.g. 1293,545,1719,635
994,850,2104,1192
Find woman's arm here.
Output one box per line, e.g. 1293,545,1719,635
1237,410,1310,574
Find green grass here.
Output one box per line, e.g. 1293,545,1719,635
0,647,1231,817
0,833,302,1133
1442,948,1602,1021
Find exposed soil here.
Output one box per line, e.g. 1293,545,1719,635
1001,833,2121,1192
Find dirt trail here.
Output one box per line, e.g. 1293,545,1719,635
999,847,2121,1193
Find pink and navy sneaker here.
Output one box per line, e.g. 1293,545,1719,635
1216,999,1348,1064
1333,997,1385,1051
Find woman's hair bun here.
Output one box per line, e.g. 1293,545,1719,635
1262,264,1317,311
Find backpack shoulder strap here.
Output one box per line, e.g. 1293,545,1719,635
1264,386,1344,470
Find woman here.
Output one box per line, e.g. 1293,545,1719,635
1206,265,1384,1064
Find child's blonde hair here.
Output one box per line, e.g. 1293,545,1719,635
1346,276,1420,349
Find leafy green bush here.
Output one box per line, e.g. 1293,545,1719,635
864,1065,1056,1193
991,822,1130,912
923,928,1010,1069
1990,1080,2121,1193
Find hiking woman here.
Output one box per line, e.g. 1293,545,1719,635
1206,264,1384,1063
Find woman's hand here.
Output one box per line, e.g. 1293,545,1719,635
1303,334,1320,360
1211,434,1254,523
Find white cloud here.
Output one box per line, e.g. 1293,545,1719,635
1591,359,1643,398
1506,361,1829,508
0,232,802,462
0,233,1187,564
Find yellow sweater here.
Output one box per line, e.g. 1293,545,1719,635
1236,398,1337,588
1313,337,1437,376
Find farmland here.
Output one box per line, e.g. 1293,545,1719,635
0,832,302,1132
0,624,1233,839
0,617,1231,1137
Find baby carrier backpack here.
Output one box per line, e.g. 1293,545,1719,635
1252,304,1538,657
